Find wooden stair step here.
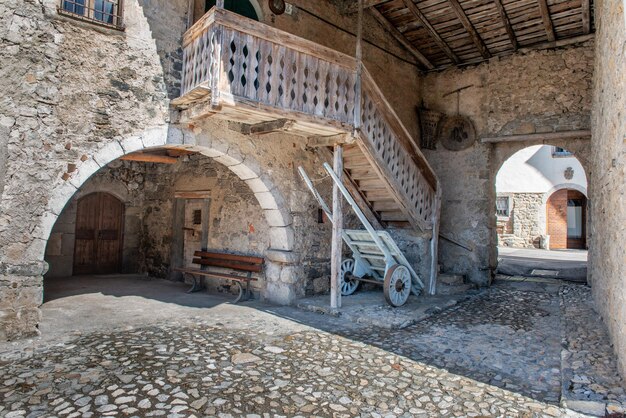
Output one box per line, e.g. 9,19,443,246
365,190,395,201
357,179,387,190
380,211,409,222
372,200,401,211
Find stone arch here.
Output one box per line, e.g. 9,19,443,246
40,125,295,263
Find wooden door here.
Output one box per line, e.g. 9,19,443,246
547,189,568,249
73,192,124,275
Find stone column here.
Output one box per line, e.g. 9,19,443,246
262,249,302,305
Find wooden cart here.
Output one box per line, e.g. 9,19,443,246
299,164,425,307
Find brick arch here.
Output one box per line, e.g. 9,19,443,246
40,125,295,264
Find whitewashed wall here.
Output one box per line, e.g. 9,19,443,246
496,145,587,194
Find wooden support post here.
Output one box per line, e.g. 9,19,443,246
429,185,442,295
354,0,363,132
330,144,344,309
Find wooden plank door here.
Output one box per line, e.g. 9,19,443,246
73,192,124,275
546,189,568,249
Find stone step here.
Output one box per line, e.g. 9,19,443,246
438,273,465,286
436,283,474,296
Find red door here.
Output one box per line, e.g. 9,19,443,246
73,192,124,275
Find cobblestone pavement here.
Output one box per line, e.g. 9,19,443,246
0,323,586,418
0,276,624,417
339,280,565,403
560,285,626,415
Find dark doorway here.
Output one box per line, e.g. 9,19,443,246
205,0,259,20
73,192,124,274
546,189,587,249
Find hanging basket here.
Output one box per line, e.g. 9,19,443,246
418,107,443,150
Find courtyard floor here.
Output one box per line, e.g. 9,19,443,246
0,275,624,417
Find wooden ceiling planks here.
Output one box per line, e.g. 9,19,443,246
361,0,593,70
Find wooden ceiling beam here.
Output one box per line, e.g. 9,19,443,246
447,0,491,59
369,7,435,70
536,0,556,42
344,0,392,15
121,153,179,164
493,0,518,50
401,0,460,64
581,0,591,34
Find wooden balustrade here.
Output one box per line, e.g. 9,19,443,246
176,7,440,231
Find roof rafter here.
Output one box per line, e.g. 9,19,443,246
447,0,491,59
344,0,392,14
581,0,591,34
369,7,435,70
493,0,518,50
536,0,556,42
401,0,460,64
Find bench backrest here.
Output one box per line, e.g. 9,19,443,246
192,251,264,273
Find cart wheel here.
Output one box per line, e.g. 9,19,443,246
340,258,359,296
384,264,411,307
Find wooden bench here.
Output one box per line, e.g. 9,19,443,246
174,251,264,303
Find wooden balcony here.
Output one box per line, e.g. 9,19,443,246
173,8,440,232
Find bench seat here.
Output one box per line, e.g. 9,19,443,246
174,251,264,303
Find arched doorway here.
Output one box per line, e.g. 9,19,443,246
73,192,125,275
546,189,587,249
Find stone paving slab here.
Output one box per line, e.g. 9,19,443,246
0,322,588,418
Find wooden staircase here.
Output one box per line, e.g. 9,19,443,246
342,144,410,228
173,7,441,236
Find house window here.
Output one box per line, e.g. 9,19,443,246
59,0,124,29
496,196,510,217
552,146,574,157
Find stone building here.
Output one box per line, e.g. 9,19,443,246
496,144,588,249
0,0,624,380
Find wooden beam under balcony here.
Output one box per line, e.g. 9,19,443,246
231,119,296,135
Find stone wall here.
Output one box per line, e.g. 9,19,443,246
421,43,594,284
497,193,544,248
589,0,626,380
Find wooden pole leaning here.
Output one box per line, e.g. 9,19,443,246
330,144,344,309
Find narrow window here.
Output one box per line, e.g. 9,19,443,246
552,146,573,157
496,196,510,217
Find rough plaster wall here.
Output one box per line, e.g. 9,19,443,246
421,43,594,284
589,0,626,380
